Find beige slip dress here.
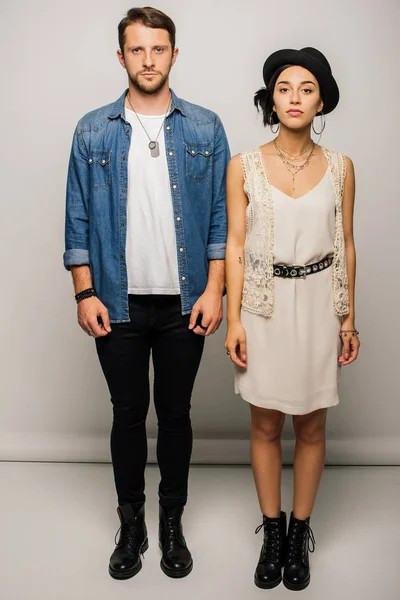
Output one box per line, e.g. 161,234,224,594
234,149,342,415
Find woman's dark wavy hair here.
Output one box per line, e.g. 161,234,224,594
254,63,324,126
254,64,293,126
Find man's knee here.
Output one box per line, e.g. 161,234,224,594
112,399,148,429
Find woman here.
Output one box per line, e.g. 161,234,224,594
224,47,360,591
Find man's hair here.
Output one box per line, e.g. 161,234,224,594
118,7,176,54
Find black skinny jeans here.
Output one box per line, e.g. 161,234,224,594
95,295,204,508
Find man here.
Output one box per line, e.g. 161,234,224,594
64,7,229,580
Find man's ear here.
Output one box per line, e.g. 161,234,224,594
117,49,126,69
171,47,179,67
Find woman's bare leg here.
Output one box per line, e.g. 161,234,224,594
291,408,328,519
250,405,286,517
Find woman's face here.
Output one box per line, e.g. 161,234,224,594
273,65,323,130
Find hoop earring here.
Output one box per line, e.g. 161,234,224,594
312,112,326,135
270,112,280,134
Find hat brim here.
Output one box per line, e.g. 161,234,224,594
262,49,339,115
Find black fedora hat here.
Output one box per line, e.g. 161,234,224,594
262,47,339,115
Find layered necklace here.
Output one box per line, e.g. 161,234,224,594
273,138,316,197
126,92,172,158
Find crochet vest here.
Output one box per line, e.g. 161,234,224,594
240,147,349,318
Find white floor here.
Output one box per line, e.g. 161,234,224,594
0,463,398,600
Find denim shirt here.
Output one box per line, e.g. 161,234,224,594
64,89,230,322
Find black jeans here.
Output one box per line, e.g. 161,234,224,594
95,295,204,508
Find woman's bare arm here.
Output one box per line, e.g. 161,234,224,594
224,155,249,367
339,156,360,365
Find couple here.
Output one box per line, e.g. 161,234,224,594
63,6,359,591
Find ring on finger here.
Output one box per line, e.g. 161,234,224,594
87,329,94,336
198,323,208,332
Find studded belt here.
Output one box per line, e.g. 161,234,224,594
273,254,333,279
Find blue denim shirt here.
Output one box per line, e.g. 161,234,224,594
64,90,230,322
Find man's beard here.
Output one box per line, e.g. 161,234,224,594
129,65,171,95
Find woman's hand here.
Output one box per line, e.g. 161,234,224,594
338,319,360,366
225,321,247,368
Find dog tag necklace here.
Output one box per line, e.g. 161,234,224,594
126,93,172,158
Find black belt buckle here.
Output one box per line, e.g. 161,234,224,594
293,265,307,279
280,264,307,279
285,265,307,279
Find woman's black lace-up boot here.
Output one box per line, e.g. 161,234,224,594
254,511,287,589
283,511,316,591
108,503,148,580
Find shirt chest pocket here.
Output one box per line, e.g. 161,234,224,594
185,142,213,183
88,151,111,191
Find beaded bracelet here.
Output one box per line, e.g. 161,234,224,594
75,288,97,303
339,329,359,338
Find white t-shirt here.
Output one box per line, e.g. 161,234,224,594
124,108,180,295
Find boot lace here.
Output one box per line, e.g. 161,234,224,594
286,521,316,564
114,522,144,557
255,520,281,563
165,517,184,547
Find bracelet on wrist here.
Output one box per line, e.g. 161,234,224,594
339,328,359,338
75,288,97,303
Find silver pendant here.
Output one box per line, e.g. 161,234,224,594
149,140,160,158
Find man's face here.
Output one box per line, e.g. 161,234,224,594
117,23,178,95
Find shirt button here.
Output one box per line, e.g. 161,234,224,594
120,223,125,227
179,248,184,252
166,126,171,130
122,156,126,161
181,276,186,281
88,158,93,164
176,217,181,221
101,159,106,164
122,189,126,193
126,129,130,134
121,284,126,288
205,151,209,155
120,253,124,259
191,150,195,154
169,152,173,156
172,184,177,189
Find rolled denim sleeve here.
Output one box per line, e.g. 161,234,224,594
206,117,230,260
63,123,90,270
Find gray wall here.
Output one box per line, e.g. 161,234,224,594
1,0,399,464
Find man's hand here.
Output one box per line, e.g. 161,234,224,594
189,291,223,336
77,297,112,338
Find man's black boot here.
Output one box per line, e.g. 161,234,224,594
254,511,287,589
283,511,316,591
108,503,148,580
159,505,193,578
